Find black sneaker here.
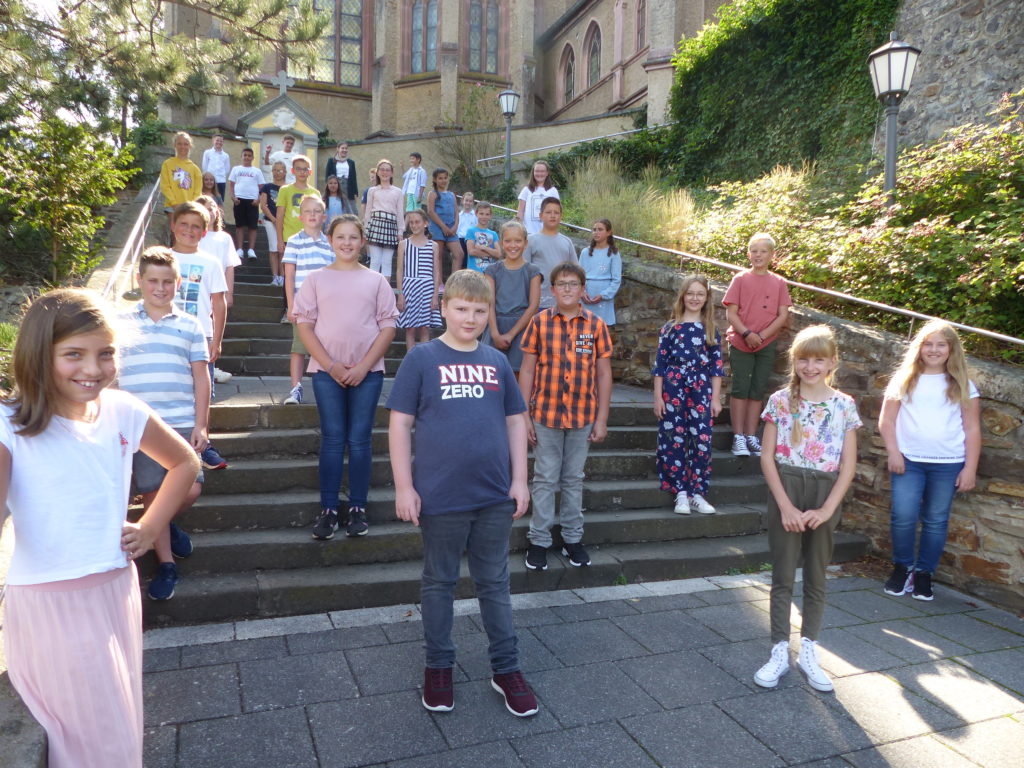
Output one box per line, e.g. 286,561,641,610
912,570,934,601
883,564,912,596
169,523,193,558
562,541,591,567
525,544,548,571
346,506,369,537
148,562,179,601
312,510,339,540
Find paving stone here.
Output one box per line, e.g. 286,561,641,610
707,573,772,589
307,692,447,767
575,584,652,602
143,647,180,673
180,636,287,668
382,615,480,643
528,662,661,727
827,590,928,622
239,649,358,711
626,592,709,613
454,628,563,680
428,679,561,748
347,640,467,695
824,672,964,742
908,613,1024,652
877,588,980,616
933,716,1024,768
691,586,769,605
842,737,977,768
718,687,875,764
531,618,650,665
787,759,852,768
843,619,973,663
143,726,176,768
611,609,727,653
618,650,749,709
513,722,660,768
963,608,1024,637
329,603,421,628
143,622,235,650
144,664,241,726
177,707,317,768
699,638,804,691
621,704,783,768
953,648,1024,695
509,591,583,609
887,659,1024,722
685,602,772,642
824,576,885,593
234,613,333,640
508,606,566,627
790,601,866,630
284,624,390,655
637,577,716,595
549,599,640,622
388,740,526,768
811,627,907,677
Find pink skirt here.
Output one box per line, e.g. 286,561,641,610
3,565,143,768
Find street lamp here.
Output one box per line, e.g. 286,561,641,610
498,88,521,181
867,32,921,205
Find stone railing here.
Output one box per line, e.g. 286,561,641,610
611,255,1024,612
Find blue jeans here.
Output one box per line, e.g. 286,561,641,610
420,501,519,673
312,370,383,510
890,458,964,575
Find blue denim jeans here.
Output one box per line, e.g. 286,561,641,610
890,458,964,575
420,501,519,673
312,370,384,510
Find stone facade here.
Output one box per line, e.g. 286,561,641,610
893,0,1024,146
612,255,1024,612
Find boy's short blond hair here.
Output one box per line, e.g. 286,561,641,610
299,194,325,213
291,155,311,169
171,201,210,228
748,232,776,250
442,270,493,307
139,246,180,276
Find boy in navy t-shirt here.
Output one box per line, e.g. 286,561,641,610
387,269,538,718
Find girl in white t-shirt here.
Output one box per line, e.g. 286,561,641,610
516,160,559,235
879,320,980,602
0,289,198,768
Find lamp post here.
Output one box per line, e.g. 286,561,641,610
498,88,521,182
867,32,921,205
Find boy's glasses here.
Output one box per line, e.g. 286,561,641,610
554,281,581,290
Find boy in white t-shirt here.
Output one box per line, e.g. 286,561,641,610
401,152,428,212
228,147,265,259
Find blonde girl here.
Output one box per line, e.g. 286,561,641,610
652,275,723,515
878,320,980,601
1,289,197,767
396,209,442,348
516,160,559,235
482,220,541,371
201,171,222,205
363,159,404,279
259,160,287,286
755,325,861,693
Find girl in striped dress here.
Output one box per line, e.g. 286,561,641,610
397,208,442,348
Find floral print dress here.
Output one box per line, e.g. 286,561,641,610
652,322,724,495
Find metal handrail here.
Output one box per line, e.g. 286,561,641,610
483,201,1024,348
101,180,162,301
475,124,674,164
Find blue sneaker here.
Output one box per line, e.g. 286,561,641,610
169,523,193,558
148,563,179,601
200,444,228,470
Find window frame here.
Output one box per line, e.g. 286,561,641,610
560,44,576,107
585,22,601,90
636,0,646,52
465,0,504,76
409,0,440,75
302,0,368,89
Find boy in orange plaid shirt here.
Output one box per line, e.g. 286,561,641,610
518,261,613,571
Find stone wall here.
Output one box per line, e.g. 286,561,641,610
612,255,1024,612
895,0,1024,146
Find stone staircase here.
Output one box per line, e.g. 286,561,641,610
138,258,870,627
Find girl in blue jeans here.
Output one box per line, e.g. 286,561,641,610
879,320,981,601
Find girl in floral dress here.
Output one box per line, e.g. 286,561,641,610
652,274,723,515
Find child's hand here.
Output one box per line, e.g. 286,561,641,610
525,415,537,446
955,467,977,493
653,397,665,419
395,487,422,526
429,294,438,311
747,331,763,349
190,426,209,451
510,479,530,519
494,333,512,350
339,361,369,387
589,420,608,443
288,311,298,324
887,453,905,475
397,294,406,312
226,292,234,309
710,400,723,418
121,521,157,560
780,503,806,532
802,507,833,530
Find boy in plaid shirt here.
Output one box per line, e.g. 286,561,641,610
518,261,613,571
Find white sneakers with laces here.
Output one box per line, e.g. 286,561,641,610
690,495,716,515
797,637,834,692
731,434,750,456
754,640,790,688
673,492,689,514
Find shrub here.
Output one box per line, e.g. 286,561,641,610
0,321,16,393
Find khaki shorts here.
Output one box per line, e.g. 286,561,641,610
729,340,777,400
291,322,308,355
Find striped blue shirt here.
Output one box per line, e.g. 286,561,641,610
117,304,209,428
282,230,335,294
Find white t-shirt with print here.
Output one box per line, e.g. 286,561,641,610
172,248,228,338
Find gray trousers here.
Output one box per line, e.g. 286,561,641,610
766,463,842,644
528,423,593,548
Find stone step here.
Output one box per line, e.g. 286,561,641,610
231,292,285,308
225,321,293,340
226,304,286,323
141,531,871,626
233,282,285,298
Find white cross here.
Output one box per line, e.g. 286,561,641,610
270,69,295,98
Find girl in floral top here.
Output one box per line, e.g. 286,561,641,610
754,325,861,695
653,274,723,515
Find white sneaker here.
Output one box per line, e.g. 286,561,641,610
236,248,244,259
213,367,233,384
754,640,790,688
246,249,257,260
673,491,690,514
797,637,834,692
273,275,284,287
690,494,716,515
731,434,750,456
283,384,303,405
746,434,762,457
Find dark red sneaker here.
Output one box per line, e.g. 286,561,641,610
491,671,539,717
422,667,454,712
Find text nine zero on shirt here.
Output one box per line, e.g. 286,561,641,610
438,363,500,400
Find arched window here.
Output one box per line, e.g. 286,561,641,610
469,0,501,74
410,0,439,74
636,0,646,52
305,0,365,87
561,45,575,106
586,24,601,89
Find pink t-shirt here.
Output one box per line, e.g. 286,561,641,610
292,267,399,373
722,269,792,352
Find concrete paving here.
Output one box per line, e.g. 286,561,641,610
142,571,1024,768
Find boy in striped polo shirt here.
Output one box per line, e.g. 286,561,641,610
119,247,211,601
518,261,613,571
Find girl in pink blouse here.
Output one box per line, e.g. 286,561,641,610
362,159,404,280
